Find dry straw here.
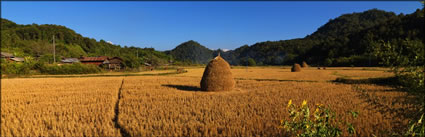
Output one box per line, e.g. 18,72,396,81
200,54,235,91
291,63,302,72
301,61,309,68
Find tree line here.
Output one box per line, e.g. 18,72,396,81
1,18,175,69
167,8,423,67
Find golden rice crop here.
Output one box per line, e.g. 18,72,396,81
1,77,123,136
116,67,416,136
0,67,417,136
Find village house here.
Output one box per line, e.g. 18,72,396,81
107,57,123,70
9,57,25,62
1,52,25,63
79,56,109,66
79,56,123,70
1,52,14,59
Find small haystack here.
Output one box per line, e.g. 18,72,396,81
291,63,302,72
200,54,235,91
301,61,309,68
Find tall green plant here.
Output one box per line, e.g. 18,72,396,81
280,100,357,137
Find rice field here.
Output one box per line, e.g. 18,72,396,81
1,67,419,136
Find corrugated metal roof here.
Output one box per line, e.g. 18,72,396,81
61,58,80,63
1,52,14,57
10,57,24,62
79,57,108,62
109,57,123,64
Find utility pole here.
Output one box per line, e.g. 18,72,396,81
136,49,139,58
53,35,56,64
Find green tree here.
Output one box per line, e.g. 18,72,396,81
324,58,333,66
372,39,424,136
372,39,424,92
247,58,256,66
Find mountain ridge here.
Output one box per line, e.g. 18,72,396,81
2,8,423,66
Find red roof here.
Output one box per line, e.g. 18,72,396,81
79,57,108,62
99,56,109,60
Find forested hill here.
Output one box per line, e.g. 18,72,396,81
1,19,173,68
167,40,213,64
2,8,423,67
162,8,424,66
221,8,424,66
307,9,396,40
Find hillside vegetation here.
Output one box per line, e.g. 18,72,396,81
1,8,423,67
167,40,213,64
167,8,424,66
1,19,173,68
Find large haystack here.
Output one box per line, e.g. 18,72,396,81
200,54,235,91
301,61,309,68
291,63,302,72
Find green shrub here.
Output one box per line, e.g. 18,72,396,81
1,56,36,75
372,39,424,93
247,58,256,66
404,114,424,137
372,39,424,136
280,100,357,137
39,63,102,74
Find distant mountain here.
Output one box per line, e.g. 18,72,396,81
168,40,213,64
3,8,423,67
217,8,424,66
308,9,397,40
163,8,423,66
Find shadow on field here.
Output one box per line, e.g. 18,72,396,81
162,84,202,91
236,78,318,83
352,85,422,135
334,77,423,134
332,76,399,87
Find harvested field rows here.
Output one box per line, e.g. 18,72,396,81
1,67,418,136
1,77,123,136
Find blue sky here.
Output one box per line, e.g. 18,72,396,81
1,1,422,51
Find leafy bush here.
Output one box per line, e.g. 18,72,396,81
39,63,102,75
372,39,424,136
280,100,357,137
1,56,36,75
247,58,256,66
404,114,424,137
372,39,424,93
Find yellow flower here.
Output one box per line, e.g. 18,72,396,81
302,100,307,107
287,99,292,108
315,108,319,114
306,125,309,129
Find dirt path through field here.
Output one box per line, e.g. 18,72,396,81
113,78,131,137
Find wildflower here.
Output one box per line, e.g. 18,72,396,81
287,99,292,108
315,108,319,114
302,100,307,107
306,125,309,129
